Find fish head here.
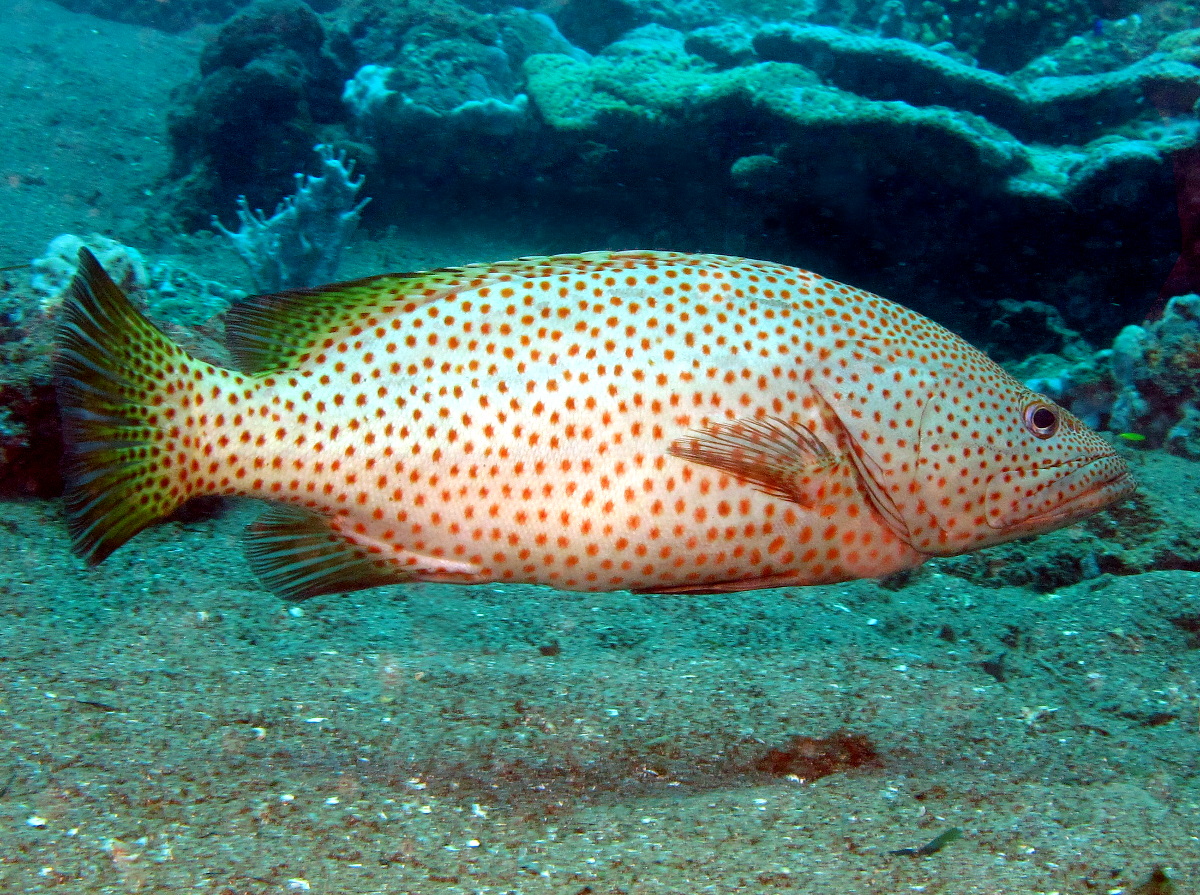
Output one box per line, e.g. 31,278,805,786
904,369,1134,555
821,332,1134,559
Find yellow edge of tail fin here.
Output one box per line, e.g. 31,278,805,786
54,248,194,564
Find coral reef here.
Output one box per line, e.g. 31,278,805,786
214,144,369,291
1161,144,1200,298
29,234,234,325
1023,293,1200,459
514,16,1199,342
1020,7,1200,78
334,2,579,200
332,0,501,67
31,234,149,315
800,0,1147,73
156,0,1200,350
772,0,1166,72
553,0,725,54
554,0,1193,74
1112,293,1200,456
166,0,352,228
752,22,1200,144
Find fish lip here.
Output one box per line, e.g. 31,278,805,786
1003,461,1135,530
1063,464,1135,508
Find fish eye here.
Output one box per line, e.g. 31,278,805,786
1023,403,1059,438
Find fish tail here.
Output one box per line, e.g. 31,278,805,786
55,248,208,564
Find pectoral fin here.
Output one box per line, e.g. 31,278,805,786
669,405,911,545
667,415,853,510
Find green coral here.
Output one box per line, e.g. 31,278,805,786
525,22,1199,202
754,23,1200,144
525,33,811,132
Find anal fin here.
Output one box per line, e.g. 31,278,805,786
633,572,805,595
244,505,412,601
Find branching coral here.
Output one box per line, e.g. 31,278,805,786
213,144,369,292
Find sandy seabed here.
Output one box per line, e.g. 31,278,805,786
0,1,1198,892
1,473,1198,895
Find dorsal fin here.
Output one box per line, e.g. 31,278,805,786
223,272,432,375
221,252,660,375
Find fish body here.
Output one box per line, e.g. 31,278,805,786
56,249,1133,600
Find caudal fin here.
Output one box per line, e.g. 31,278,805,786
55,248,195,564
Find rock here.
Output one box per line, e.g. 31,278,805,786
685,22,758,69
31,234,149,315
753,22,1200,144
1037,294,1200,454
553,0,724,54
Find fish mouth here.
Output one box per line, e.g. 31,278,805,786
987,453,1136,534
